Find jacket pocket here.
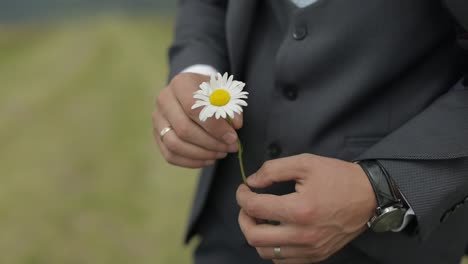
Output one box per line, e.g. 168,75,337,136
338,136,383,161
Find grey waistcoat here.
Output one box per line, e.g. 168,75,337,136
183,0,467,263
194,1,379,262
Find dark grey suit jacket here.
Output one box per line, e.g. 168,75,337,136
168,0,468,262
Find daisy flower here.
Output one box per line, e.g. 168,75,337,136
191,72,248,122
191,72,249,185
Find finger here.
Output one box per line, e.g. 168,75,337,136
162,131,228,160
277,235,348,264
156,88,237,153
192,110,239,145
257,246,315,260
231,113,243,130
171,76,241,145
247,155,310,188
159,141,215,168
154,125,215,168
274,233,354,264
273,258,315,264
236,184,295,223
154,126,227,161
153,111,227,160
321,230,362,261
270,235,352,264
159,140,215,168
257,234,343,260
239,209,304,247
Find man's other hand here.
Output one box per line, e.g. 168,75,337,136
236,154,377,263
153,73,242,168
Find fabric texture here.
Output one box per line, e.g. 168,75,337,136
168,0,468,263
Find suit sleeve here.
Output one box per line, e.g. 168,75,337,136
356,81,468,240
445,0,468,30
354,1,468,241
168,0,229,80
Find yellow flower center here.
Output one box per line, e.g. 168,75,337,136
209,89,231,106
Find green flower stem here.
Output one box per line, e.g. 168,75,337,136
237,138,247,185
227,118,248,186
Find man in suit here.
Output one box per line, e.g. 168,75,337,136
153,0,468,263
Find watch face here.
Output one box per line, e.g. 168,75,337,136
371,207,405,233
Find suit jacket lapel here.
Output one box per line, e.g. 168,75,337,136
445,0,468,30
226,0,259,77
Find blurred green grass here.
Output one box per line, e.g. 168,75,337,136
0,15,198,263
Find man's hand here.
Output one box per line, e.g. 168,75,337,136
153,73,242,168
236,154,377,263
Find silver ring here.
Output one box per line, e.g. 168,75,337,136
159,126,173,141
273,247,282,259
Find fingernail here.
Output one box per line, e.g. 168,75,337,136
228,144,239,153
216,152,228,159
222,132,238,145
247,173,257,185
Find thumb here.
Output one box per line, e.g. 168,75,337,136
231,113,243,130
247,157,301,188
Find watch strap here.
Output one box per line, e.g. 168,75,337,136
358,160,398,209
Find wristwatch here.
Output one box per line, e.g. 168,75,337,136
358,160,408,232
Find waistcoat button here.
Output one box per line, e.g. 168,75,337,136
267,142,282,158
293,24,308,40
283,86,298,100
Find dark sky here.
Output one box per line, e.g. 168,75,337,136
0,0,176,23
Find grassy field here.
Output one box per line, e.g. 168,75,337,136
0,14,467,264
0,15,198,263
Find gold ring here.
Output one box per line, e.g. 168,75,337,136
159,126,173,141
273,246,282,259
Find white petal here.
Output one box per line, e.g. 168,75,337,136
207,106,217,115
215,110,221,119
199,107,208,121
199,111,207,122
231,104,243,114
216,73,223,86
191,101,209,109
232,99,248,106
222,72,228,86
199,105,215,121
231,87,245,95
200,82,212,93
194,89,210,96
232,94,248,99
225,107,235,119
194,94,209,101
210,74,217,90
209,74,217,89
218,74,225,88
226,74,234,89
227,81,240,91
230,81,246,92
220,109,227,119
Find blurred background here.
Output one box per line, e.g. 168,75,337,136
0,1,467,264
0,0,200,263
